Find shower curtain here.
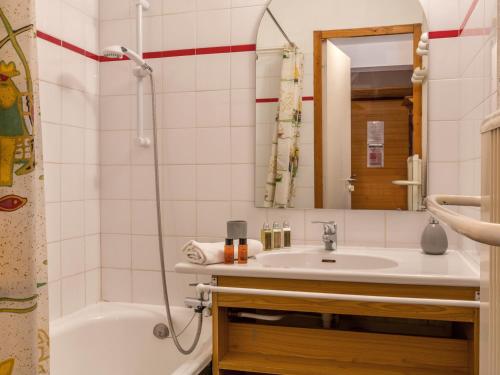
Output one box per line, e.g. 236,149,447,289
0,2,49,374
264,45,304,208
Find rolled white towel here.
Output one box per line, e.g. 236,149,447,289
182,239,263,265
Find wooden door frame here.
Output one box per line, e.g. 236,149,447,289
313,24,423,208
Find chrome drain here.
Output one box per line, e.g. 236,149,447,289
153,323,170,339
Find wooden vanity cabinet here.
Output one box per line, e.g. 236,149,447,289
211,276,480,375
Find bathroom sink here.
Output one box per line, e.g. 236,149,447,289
255,249,398,271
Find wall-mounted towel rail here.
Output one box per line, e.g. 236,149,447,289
196,284,479,308
426,194,500,247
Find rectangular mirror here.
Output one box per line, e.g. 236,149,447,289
255,0,428,211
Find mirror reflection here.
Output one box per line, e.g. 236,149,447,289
255,0,428,210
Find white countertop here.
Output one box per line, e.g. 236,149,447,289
175,246,480,287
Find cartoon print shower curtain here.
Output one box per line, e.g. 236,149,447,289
263,45,304,208
0,1,49,374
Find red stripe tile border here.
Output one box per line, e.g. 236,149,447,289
163,48,196,58
196,46,232,55
256,96,314,103
61,40,87,57
231,44,256,53
35,0,480,62
36,30,62,45
256,98,279,103
429,29,460,39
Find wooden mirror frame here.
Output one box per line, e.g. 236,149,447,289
313,24,423,208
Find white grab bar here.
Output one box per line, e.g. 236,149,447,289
197,284,479,308
426,194,500,247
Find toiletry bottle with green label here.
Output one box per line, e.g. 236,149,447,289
261,223,273,250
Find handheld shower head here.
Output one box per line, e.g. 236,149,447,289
102,45,152,72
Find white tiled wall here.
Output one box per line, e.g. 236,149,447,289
427,0,497,263
35,0,496,313
36,0,101,318
97,0,476,307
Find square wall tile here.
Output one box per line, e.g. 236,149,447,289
61,237,86,277
163,0,196,13
231,52,256,89
196,0,231,10
162,128,197,164
231,127,254,163
231,89,255,126
196,90,230,127
61,201,85,239
101,165,131,200
196,127,231,163
131,200,158,235
102,268,132,302
164,201,197,236
102,234,132,268
197,9,231,48
61,274,86,315
85,269,101,305
132,235,161,271
61,126,85,164
85,234,101,270
386,211,428,248
162,165,197,200
61,164,84,201
345,210,385,246
196,54,230,91
162,12,196,51
196,165,231,200
163,56,196,92
163,92,196,128
231,164,254,201
101,200,131,234
428,79,460,121
197,201,231,237
132,270,163,304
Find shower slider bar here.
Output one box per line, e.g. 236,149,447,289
195,284,480,309
426,194,500,247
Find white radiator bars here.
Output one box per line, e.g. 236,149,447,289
427,110,500,374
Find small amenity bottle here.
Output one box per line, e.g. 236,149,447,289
272,222,282,249
283,221,291,248
261,223,273,250
224,238,234,264
238,238,248,264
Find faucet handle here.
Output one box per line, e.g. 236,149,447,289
312,221,337,234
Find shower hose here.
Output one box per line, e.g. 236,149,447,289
149,73,204,355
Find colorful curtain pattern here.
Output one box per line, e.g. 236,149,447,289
264,45,304,208
0,1,49,374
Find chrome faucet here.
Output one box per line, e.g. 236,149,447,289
312,221,337,251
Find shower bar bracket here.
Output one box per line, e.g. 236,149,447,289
135,0,151,147
196,283,480,308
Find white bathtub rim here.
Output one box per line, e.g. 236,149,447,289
50,302,212,375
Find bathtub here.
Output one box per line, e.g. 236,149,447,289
50,302,212,375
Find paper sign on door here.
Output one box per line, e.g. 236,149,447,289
367,121,384,168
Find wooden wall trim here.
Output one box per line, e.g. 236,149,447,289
313,30,324,208
313,24,423,209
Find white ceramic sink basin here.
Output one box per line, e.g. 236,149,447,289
175,245,480,287
256,250,398,270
